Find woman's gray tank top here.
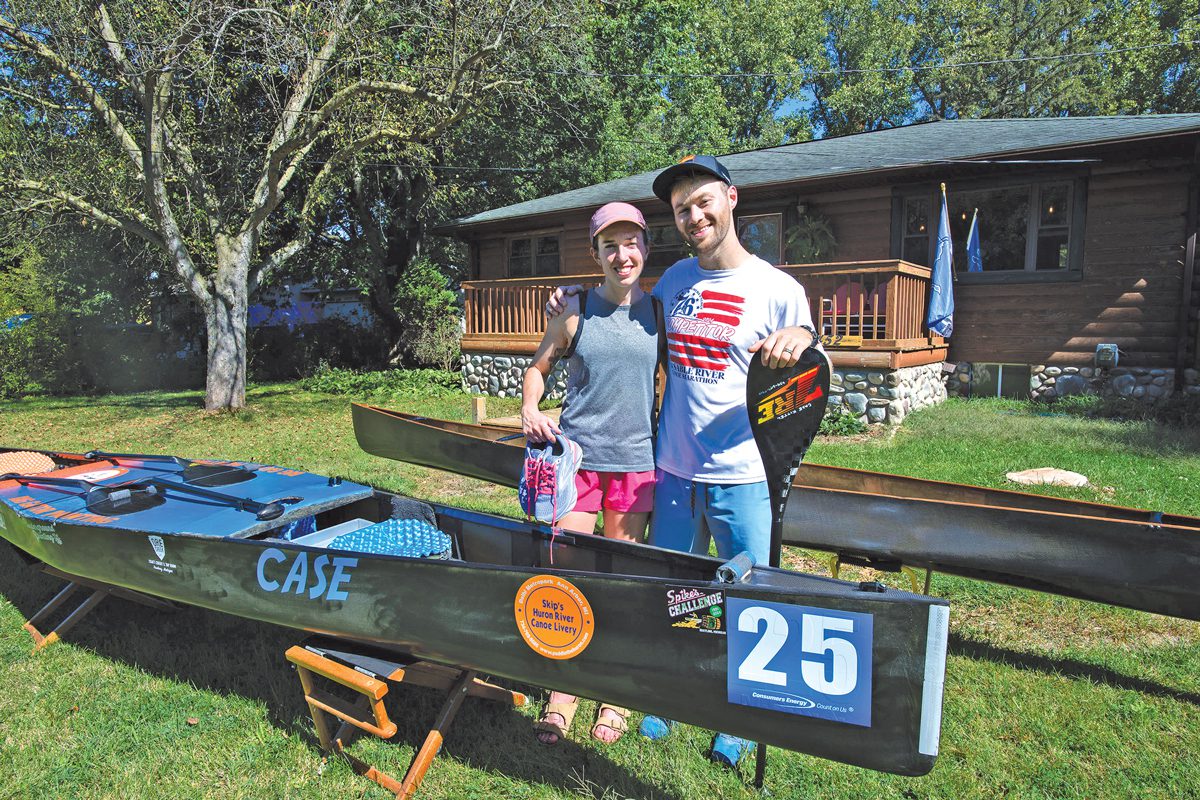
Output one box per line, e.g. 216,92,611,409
558,288,657,472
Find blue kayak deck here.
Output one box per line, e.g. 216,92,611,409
0,458,373,538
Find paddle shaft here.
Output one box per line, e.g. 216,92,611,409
1,472,284,521
745,346,831,788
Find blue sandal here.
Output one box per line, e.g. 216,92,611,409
710,733,754,768
638,715,676,740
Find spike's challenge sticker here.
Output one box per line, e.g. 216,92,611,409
514,575,595,660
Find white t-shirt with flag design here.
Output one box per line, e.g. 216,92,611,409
652,256,815,483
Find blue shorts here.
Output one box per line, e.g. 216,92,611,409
648,470,770,562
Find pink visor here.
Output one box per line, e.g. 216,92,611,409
589,202,647,240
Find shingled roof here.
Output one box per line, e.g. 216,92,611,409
442,114,1200,232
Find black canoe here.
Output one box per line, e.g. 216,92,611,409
350,404,1200,621
0,447,948,777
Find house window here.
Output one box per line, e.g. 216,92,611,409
902,196,931,264
738,213,783,265
646,223,689,274
508,235,560,277
897,180,1081,273
971,363,1031,400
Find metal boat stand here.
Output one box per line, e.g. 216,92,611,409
22,566,175,651
286,635,527,799
827,553,934,595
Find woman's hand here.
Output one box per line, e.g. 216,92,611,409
521,405,560,443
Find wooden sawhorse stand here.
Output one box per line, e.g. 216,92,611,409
22,566,175,651
286,637,526,799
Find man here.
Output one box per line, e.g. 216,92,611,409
647,156,816,562
638,155,817,766
548,155,818,767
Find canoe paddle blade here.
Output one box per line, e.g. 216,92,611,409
746,347,831,565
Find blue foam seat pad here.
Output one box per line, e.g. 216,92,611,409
328,518,453,559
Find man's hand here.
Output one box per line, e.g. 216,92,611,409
749,326,816,368
545,284,583,318
521,404,561,444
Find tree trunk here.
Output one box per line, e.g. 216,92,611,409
204,236,252,410
365,277,407,365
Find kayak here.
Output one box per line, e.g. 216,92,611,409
350,405,1200,621
0,447,948,776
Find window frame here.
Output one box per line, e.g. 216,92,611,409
505,231,562,278
891,175,1087,283
643,220,690,275
737,212,784,265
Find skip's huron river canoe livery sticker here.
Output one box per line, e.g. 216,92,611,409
514,575,595,660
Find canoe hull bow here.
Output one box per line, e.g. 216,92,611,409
349,406,1200,621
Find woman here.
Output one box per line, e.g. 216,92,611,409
520,201,658,745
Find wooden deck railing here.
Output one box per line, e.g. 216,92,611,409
784,261,939,348
461,260,944,360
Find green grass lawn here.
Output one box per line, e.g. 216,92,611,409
1,386,1198,799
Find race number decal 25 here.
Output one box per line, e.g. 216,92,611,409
726,598,873,727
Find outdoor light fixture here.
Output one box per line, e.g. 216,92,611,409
1095,343,1119,369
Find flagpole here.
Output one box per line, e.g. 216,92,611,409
941,184,956,281
967,207,983,274
925,182,955,339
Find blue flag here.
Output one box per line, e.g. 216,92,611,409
926,185,954,337
966,210,982,273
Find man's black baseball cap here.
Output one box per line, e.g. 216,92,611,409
651,154,732,203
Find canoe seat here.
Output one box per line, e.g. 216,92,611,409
327,518,454,559
0,451,56,476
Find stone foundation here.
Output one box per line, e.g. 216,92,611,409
462,350,949,424
461,353,568,399
827,362,947,425
947,361,1198,402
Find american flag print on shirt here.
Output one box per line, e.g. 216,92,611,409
666,288,745,382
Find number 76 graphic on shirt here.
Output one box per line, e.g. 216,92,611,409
726,597,874,727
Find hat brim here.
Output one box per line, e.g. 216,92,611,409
651,163,729,204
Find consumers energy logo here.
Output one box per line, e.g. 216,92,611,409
750,690,816,710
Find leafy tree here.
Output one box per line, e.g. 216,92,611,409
809,0,1199,130
0,0,583,409
588,0,820,155
1081,0,1200,114
907,0,1120,119
805,0,917,135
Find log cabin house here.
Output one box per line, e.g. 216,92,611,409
438,115,1200,423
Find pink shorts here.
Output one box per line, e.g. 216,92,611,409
573,469,655,514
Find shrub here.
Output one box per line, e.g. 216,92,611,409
72,320,202,393
820,405,869,436
405,311,463,372
391,259,462,370
0,256,83,398
249,319,385,381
